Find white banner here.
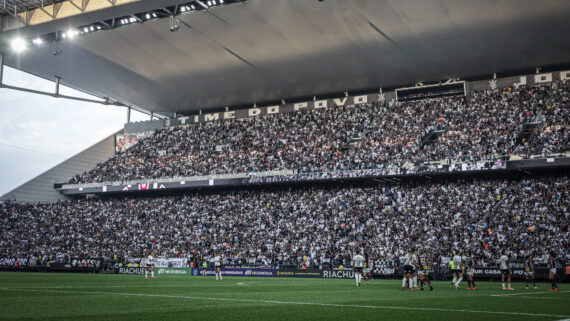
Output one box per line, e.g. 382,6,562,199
143,258,187,268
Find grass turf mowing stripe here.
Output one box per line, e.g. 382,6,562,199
6,288,570,319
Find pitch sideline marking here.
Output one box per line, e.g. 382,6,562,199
236,281,393,287
1,282,393,290
514,296,563,300
3,284,243,289
5,288,570,319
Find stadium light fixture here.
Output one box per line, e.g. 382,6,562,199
4,0,246,49
66,30,77,38
11,38,28,52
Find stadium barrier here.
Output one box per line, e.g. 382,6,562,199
2,259,567,282
58,156,570,196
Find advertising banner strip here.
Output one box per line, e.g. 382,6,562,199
192,268,276,277
117,267,277,277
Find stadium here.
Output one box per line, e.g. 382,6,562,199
0,0,569,320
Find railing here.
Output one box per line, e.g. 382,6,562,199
57,152,569,190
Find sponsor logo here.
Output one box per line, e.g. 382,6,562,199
138,184,149,190
251,271,274,276
119,267,146,275
276,270,321,277
322,270,354,279
158,268,188,275
193,268,274,277
276,271,293,276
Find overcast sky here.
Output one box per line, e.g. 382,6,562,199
0,66,149,196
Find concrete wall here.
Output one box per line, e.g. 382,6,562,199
124,119,165,134
0,131,119,203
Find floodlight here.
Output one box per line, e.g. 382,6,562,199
11,38,28,52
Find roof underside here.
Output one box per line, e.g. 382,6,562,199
0,0,65,16
1,0,570,115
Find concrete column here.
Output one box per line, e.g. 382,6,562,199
150,111,154,120
126,106,131,123
55,76,61,96
0,52,3,85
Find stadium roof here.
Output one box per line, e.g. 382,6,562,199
1,0,569,116
0,0,66,17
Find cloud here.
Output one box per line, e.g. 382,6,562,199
0,66,147,196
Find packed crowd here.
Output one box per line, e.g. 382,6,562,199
512,82,570,155
2,176,568,267
67,81,568,184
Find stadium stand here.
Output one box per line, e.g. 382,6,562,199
66,81,569,185
2,1,570,319
2,175,568,268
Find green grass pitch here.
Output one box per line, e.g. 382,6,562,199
0,273,568,320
